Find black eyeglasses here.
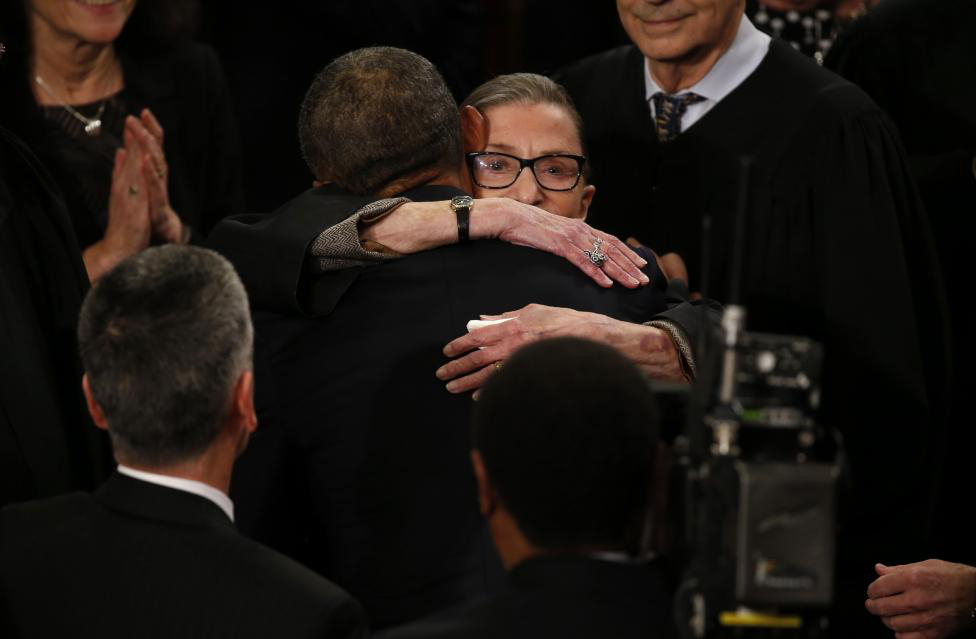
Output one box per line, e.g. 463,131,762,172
466,152,587,192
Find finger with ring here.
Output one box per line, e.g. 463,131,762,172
583,238,607,267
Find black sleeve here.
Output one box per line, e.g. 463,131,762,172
206,187,374,315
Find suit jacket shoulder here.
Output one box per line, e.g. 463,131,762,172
0,476,366,639
207,186,375,314
554,45,650,143
554,44,642,96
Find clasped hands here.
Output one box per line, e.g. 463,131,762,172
104,108,183,258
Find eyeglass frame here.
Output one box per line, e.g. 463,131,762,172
465,151,588,192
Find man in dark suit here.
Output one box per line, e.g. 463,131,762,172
213,47,691,630
0,245,366,639
378,337,676,639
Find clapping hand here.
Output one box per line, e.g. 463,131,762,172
124,109,184,244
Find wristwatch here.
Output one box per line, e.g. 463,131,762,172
450,195,474,243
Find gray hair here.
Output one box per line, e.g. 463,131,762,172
461,73,587,153
298,46,462,194
78,245,253,467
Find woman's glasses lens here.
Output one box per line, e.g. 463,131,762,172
470,153,583,191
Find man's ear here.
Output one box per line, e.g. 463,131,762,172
233,371,257,435
461,105,488,154
227,370,257,456
470,449,496,517
82,374,108,431
578,184,596,221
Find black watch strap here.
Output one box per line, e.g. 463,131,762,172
451,196,473,243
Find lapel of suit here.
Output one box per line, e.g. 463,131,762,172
94,473,236,532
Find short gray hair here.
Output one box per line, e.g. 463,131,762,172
461,73,587,153
78,245,253,467
298,46,462,194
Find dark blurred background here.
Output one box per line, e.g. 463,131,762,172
197,1,630,213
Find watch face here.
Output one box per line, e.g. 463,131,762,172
451,195,474,210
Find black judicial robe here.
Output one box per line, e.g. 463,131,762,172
217,184,671,630
0,127,108,507
556,40,949,634
826,0,976,566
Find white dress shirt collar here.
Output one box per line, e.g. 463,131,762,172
117,464,235,522
644,15,772,132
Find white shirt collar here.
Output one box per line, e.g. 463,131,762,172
117,464,235,522
644,15,771,128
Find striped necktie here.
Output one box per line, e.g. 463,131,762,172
651,92,705,142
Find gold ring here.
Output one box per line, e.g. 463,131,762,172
494,361,503,370
127,185,139,196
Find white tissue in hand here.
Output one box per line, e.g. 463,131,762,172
466,317,516,332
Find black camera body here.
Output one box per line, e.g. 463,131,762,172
668,306,841,638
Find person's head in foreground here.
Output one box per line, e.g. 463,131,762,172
78,244,256,473
462,73,595,220
471,337,660,569
298,45,463,197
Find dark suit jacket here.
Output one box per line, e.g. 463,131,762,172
0,473,366,639
376,555,677,639
220,184,677,630
0,126,108,508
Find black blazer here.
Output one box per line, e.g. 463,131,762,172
0,126,107,508
376,555,677,639
0,473,366,639
226,184,674,630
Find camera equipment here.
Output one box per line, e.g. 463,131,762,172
665,158,843,638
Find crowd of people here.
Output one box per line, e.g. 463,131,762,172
1,0,974,637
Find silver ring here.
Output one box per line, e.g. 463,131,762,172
584,239,607,267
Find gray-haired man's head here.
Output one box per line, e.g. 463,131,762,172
298,46,463,195
77,245,253,467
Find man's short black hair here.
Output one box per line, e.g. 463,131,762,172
77,246,252,467
298,46,462,194
473,337,659,552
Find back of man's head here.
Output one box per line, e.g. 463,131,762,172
298,46,462,195
77,245,253,468
473,337,659,553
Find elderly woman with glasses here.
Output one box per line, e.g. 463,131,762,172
423,73,710,394
462,73,689,283
462,73,596,221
